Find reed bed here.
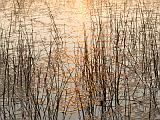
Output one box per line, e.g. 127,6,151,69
73,1,160,120
0,0,72,120
1,0,160,120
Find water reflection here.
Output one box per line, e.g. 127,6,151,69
50,0,92,47
66,0,76,8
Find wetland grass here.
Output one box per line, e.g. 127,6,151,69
1,0,160,120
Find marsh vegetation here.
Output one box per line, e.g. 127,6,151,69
0,0,160,120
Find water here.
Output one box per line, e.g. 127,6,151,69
1,0,160,120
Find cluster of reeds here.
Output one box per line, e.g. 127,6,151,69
73,1,160,120
0,0,73,120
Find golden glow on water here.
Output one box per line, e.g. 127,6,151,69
50,0,92,45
